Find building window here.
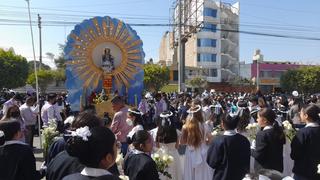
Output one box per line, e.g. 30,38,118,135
202,23,217,32
273,71,285,78
197,39,216,47
210,69,218,77
197,53,217,62
203,8,217,18
260,70,272,78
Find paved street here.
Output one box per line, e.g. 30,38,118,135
33,136,45,171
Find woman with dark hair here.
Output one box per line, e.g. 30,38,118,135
0,120,42,180
124,130,159,180
63,126,120,180
126,108,144,143
46,112,108,180
252,108,285,172
156,111,182,180
291,104,320,180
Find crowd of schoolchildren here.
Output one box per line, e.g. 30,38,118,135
0,89,320,180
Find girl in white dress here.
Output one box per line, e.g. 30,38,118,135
126,108,144,145
180,105,213,180
156,111,182,180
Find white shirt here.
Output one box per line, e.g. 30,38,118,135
80,167,112,177
305,122,319,128
19,103,37,126
263,125,273,131
2,98,18,116
41,101,63,127
223,130,237,136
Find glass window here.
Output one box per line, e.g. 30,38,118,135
210,69,218,77
260,70,272,78
197,39,217,47
203,8,217,18
197,53,217,62
202,23,217,32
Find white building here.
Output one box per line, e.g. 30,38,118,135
168,0,240,83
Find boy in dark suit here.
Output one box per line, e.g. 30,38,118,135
207,114,250,180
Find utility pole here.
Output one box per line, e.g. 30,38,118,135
178,0,185,92
25,0,42,148
38,14,42,70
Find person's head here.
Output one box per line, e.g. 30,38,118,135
0,120,22,145
25,97,35,107
300,104,320,123
257,108,276,128
12,93,22,102
184,105,203,148
111,96,125,112
4,105,20,119
222,114,240,130
127,108,143,127
186,105,204,123
156,111,177,144
104,48,110,55
258,97,266,108
70,112,102,130
249,96,258,106
236,107,251,132
132,130,153,153
47,93,57,104
66,126,116,169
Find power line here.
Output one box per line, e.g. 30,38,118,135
1,20,320,42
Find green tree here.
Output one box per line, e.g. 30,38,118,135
0,48,29,89
51,69,66,86
27,70,54,93
187,76,207,90
28,61,51,74
280,66,320,94
144,64,169,91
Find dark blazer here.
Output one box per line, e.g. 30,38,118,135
0,142,41,180
124,152,160,180
46,150,84,180
291,126,320,179
207,133,251,180
252,128,285,172
63,173,120,180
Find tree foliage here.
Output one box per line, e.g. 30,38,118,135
27,70,54,93
280,66,320,94
187,76,207,89
144,64,170,91
28,61,51,74
0,48,29,89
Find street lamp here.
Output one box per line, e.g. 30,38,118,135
25,0,42,148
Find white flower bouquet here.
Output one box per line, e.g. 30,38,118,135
282,120,296,142
245,123,259,141
42,122,59,157
151,148,174,179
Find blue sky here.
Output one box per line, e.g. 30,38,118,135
0,0,320,68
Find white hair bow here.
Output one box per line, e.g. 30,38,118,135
71,126,92,141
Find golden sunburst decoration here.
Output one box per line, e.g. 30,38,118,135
65,16,144,90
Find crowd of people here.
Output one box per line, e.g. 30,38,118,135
0,89,320,180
